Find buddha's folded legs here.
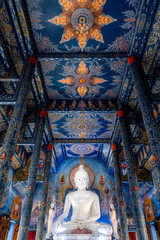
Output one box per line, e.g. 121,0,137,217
53,221,113,235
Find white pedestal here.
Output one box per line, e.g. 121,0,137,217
53,234,112,240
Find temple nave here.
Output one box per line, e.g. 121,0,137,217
0,0,160,239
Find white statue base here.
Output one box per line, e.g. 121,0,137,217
53,234,112,240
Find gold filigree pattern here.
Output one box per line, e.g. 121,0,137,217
144,197,155,223
77,86,88,97
10,195,21,221
58,61,107,97
49,0,116,50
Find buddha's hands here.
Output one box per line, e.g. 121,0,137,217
74,221,88,229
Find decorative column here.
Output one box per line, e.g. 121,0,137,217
7,220,16,240
36,143,54,240
118,109,148,240
128,56,160,187
17,109,47,240
111,143,129,240
0,167,14,209
150,223,158,240
151,164,160,190
0,57,37,206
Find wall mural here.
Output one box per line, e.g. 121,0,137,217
48,111,117,138
54,143,64,164
101,143,110,161
13,150,46,181
29,183,43,229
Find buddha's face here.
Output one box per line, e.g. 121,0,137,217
74,171,89,190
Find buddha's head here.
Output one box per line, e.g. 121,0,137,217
74,165,89,190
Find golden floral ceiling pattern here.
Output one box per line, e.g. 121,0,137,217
49,0,116,50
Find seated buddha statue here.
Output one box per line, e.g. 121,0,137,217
51,165,113,237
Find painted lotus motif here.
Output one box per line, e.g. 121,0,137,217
58,60,107,97
48,0,116,50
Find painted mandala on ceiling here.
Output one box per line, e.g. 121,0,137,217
48,0,116,51
66,143,98,157
41,58,125,99
48,111,117,138
58,60,107,97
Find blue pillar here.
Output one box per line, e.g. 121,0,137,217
0,167,14,209
128,56,160,188
150,223,158,240
36,143,54,240
118,109,148,240
0,57,37,206
7,220,16,240
111,143,129,240
17,109,47,240
151,166,160,191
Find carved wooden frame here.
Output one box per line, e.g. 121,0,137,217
10,195,21,221
144,197,155,223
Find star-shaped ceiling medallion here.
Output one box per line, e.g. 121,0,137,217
58,61,106,97
48,0,116,51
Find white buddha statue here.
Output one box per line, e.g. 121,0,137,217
51,165,113,237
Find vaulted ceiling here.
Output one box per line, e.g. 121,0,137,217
0,0,160,196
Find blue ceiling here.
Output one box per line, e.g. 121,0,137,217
41,58,126,99
26,0,140,53
48,111,117,138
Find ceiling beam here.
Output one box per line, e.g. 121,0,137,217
0,77,19,82
53,138,111,143
0,99,16,105
0,106,10,124
38,52,129,59
0,141,35,147
0,137,150,145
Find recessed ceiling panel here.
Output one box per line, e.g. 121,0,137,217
26,0,140,53
41,58,126,99
66,143,99,157
48,111,117,138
